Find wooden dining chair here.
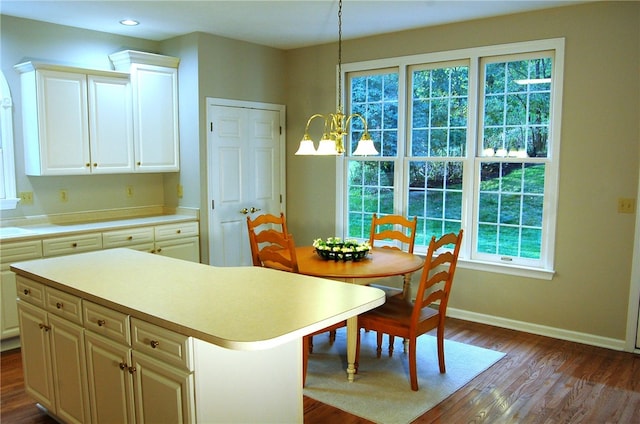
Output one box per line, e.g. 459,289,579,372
247,212,289,266
368,213,418,298
248,227,344,386
356,229,463,391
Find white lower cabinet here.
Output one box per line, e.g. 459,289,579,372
0,240,42,347
132,350,195,423
84,331,135,423
17,280,90,424
82,299,195,423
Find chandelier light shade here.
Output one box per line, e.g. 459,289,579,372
295,0,379,157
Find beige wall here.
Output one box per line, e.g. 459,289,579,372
0,16,166,219
285,1,640,341
160,32,287,262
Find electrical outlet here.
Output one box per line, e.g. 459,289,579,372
617,198,636,214
19,191,34,205
177,184,183,198
59,190,68,202
126,186,134,198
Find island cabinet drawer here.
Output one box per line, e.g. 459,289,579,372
1,240,42,270
45,286,83,324
42,233,103,257
83,301,131,345
102,227,154,249
154,222,199,241
131,318,193,371
16,276,45,308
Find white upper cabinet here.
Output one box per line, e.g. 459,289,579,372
110,50,180,173
15,62,134,176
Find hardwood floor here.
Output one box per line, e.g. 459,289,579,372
2,317,639,423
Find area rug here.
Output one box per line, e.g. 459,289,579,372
303,329,505,424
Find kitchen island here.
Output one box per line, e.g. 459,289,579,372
11,248,385,423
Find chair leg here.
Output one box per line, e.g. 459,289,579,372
302,336,309,386
388,335,395,356
329,330,336,344
376,331,383,358
437,322,446,373
408,338,418,391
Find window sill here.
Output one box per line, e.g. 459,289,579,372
458,258,555,280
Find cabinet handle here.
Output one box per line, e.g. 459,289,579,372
156,248,162,253
39,323,51,332
97,319,106,327
128,366,137,374
56,302,63,309
85,163,90,167
250,207,262,213
127,236,133,240
176,229,181,234
240,208,249,214
23,289,30,295
119,362,128,370
72,243,78,248
93,163,97,167
150,340,160,349
137,161,141,166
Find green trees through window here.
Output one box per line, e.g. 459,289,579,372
343,40,563,272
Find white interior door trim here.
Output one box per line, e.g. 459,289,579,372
625,167,640,353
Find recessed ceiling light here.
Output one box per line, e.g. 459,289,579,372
119,19,139,26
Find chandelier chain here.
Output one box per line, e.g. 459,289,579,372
337,0,342,111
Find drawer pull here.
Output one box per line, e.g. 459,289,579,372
23,289,31,295
97,319,106,327
119,362,128,370
176,229,182,234
72,243,78,248
39,323,51,332
150,340,160,349
56,302,63,309
127,236,133,240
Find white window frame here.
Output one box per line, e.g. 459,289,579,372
0,71,19,210
336,38,565,280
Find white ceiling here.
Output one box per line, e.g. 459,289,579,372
1,0,590,50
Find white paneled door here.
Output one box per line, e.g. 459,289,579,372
207,99,285,266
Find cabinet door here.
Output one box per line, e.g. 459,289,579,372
85,331,136,424
49,314,90,424
17,301,55,411
131,64,179,172
155,236,200,263
0,270,19,340
132,351,195,424
35,70,90,175
88,75,134,173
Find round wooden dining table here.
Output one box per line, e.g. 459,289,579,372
295,245,425,381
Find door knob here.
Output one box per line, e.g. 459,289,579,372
250,207,262,213
240,208,249,214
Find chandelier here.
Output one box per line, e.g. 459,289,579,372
295,0,378,156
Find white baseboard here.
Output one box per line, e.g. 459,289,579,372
447,307,627,352
0,336,20,352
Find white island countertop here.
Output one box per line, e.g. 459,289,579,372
10,248,385,351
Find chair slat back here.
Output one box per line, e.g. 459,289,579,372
247,213,288,266
412,230,463,322
368,213,418,253
255,231,299,273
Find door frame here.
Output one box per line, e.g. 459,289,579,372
625,167,640,353
205,97,286,265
